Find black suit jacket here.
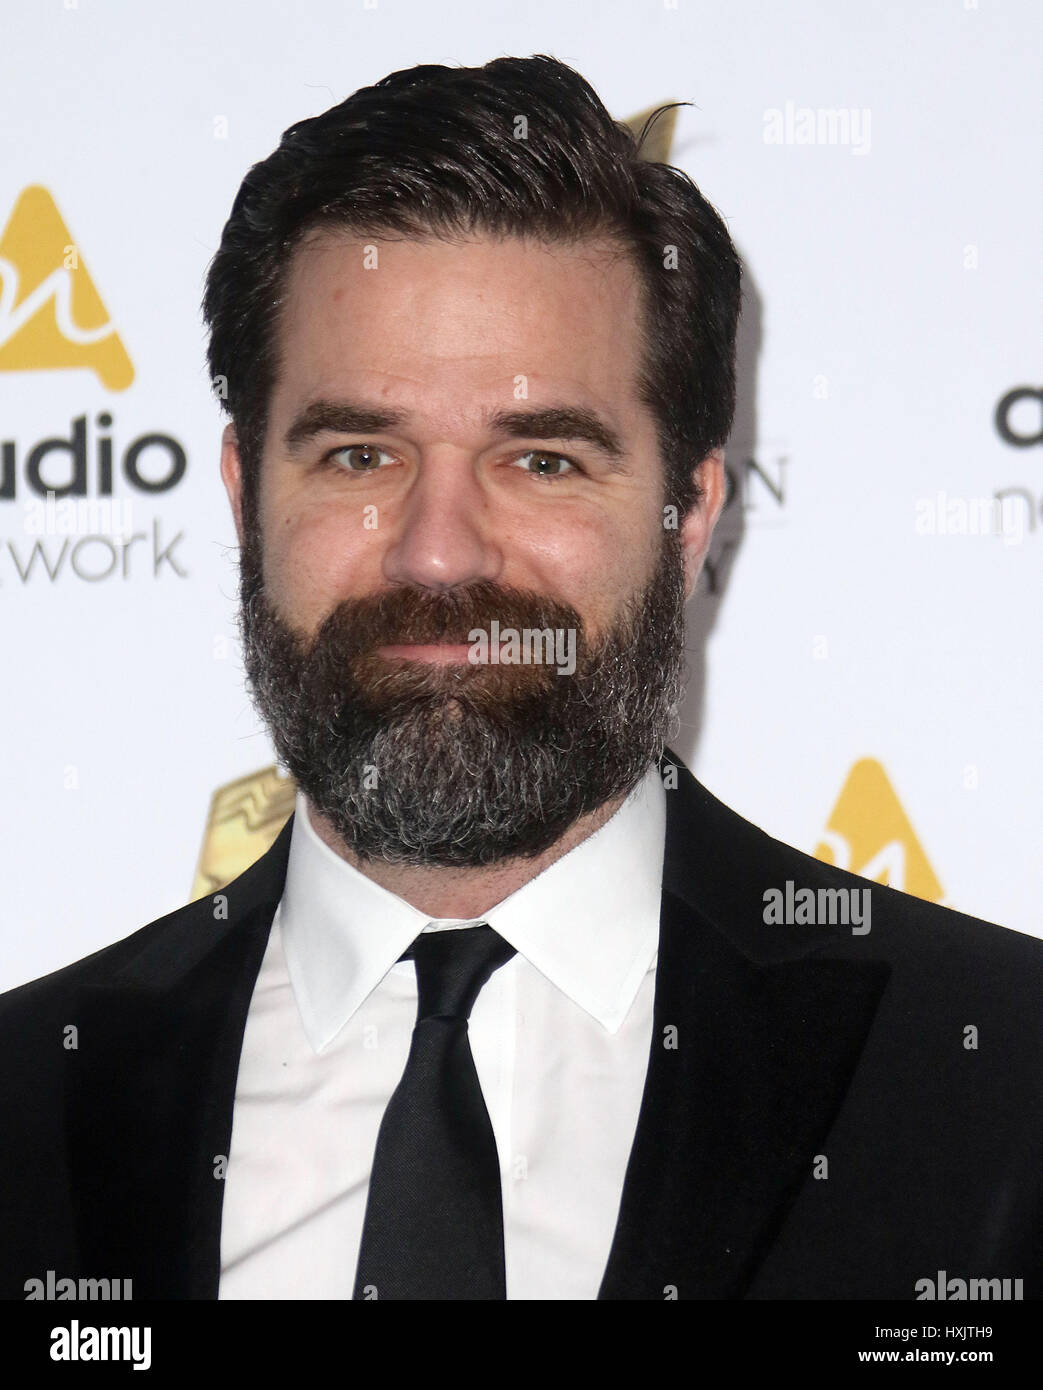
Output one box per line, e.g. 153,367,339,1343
3,751,1043,1300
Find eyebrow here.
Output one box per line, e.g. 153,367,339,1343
283,399,627,466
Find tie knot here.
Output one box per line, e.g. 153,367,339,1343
407,925,516,1022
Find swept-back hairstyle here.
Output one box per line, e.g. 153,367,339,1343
202,54,742,527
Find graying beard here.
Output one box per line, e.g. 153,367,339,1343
237,535,687,867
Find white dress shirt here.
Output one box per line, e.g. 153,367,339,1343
218,764,666,1300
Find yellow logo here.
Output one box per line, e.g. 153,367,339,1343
814,758,945,904
191,766,297,901
0,185,134,390
624,103,680,163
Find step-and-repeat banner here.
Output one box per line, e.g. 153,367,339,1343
2,0,1039,989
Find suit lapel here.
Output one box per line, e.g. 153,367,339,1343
598,754,890,1298
598,887,889,1298
65,817,294,1298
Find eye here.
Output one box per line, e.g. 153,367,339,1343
326,444,397,473
511,450,578,479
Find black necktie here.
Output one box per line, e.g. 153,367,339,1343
353,924,517,1300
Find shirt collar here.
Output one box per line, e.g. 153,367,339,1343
280,764,666,1052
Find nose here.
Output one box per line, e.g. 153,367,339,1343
381,449,504,591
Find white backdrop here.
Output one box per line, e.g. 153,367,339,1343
2,0,1040,991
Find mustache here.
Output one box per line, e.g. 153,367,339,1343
309,580,586,656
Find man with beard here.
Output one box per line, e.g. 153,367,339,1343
2,55,1043,1305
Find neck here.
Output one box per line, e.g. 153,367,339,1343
305,793,630,918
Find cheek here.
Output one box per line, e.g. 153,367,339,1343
262,498,381,623
520,505,660,622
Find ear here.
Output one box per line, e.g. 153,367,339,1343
219,423,245,548
680,449,726,600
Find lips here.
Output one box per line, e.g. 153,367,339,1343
377,642,476,663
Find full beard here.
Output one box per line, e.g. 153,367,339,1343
236,522,688,868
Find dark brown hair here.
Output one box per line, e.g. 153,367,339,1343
201,54,742,527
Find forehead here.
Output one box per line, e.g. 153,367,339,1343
270,229,649,424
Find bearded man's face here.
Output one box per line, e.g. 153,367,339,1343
220,231,723,866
